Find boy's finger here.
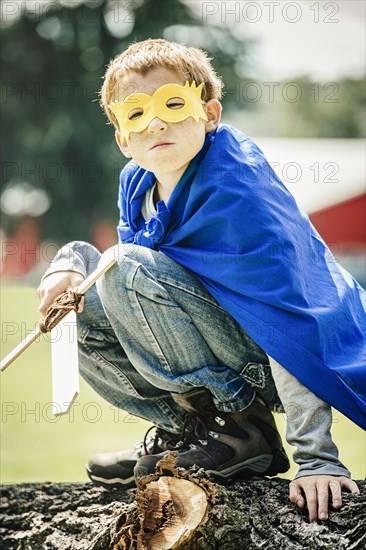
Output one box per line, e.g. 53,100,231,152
329,480,342,509
303,483,318,523
78,296,85,313
39,291,59,316
289,481,305,508
317,482,330,520
38,297,49,316
341,478,360,494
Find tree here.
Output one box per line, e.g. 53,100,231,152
1,466,364,549
1,0,249,244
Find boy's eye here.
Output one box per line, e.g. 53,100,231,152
128,108,144,120
166,97,185,110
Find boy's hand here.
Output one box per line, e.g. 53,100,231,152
37,271,85,317
289,475,359,523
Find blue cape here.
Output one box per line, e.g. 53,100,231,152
117,124,366,430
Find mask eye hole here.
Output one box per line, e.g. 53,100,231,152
128,108,144,120
166,97,185,110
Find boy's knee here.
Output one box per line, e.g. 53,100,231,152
103,242,153,266
71,240,101,271
70,240,100,256
96,244,148,302
102,243,163,281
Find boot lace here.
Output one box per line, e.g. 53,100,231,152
142,426,179,455
177,413,212,448
140,412,229,456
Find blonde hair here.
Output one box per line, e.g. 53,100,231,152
100,38,224,129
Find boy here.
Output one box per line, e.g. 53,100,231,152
38,39,365,523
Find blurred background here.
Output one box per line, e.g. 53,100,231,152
1,0,365,483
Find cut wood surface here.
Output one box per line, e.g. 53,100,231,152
1,457,364,550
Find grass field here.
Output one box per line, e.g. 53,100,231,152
1,285,365,483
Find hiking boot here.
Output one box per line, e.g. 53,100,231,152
134,387,290,482
86,426,180,489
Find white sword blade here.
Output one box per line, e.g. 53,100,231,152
51,310,79,415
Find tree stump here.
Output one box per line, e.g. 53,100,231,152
1,453,364,549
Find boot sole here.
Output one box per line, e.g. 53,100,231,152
206,453,274,482
265,448,291,477
134,453,278,483
86,465,136,489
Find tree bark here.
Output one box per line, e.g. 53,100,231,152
1,467,364,550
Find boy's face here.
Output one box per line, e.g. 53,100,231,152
114,67,220,184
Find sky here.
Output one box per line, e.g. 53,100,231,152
185,0,366,80
2,1,365,80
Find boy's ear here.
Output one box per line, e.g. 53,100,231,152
115,130,132,158
204,99,222,133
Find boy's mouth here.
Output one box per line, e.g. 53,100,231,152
150,142,174,150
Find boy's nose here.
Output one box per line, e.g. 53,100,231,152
147,117,168,133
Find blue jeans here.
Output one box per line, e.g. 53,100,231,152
76,242,281,434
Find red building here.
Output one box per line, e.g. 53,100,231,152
255,137,365,286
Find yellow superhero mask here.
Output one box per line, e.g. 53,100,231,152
109,81,208,141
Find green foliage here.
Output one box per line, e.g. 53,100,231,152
1,0,249,243
223,76,366,137
1,0,364,242
274,76,366,138
1,4,123,242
